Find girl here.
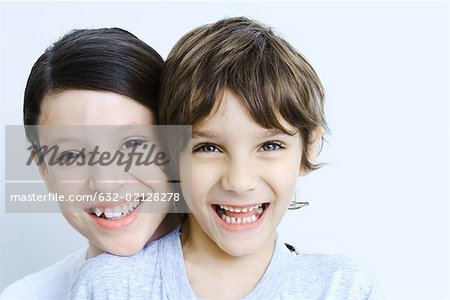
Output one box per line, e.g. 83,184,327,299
1,28,178,300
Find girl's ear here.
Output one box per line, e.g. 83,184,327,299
299,126,323,176
33,153,54,192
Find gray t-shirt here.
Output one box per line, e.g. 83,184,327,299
69,229,382,299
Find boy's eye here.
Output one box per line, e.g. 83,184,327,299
193,143,221,153
122,139,144,150
259,141,284,152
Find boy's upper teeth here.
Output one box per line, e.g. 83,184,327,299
220,204,263,212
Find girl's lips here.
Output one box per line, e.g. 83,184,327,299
83,195,141,210
87,200,144,231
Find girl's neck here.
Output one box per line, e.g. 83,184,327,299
86,243,102,259
181,217,276,299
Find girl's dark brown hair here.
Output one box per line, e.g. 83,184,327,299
160,17,327,173
23,27,163,143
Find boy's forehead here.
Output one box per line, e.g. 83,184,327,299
192,88,297,137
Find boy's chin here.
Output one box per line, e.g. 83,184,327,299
215,236,268,258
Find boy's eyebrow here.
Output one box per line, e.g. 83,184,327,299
255,129,291,138
192,130,217,139
192,128,292,139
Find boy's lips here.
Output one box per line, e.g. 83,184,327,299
211,203,270,229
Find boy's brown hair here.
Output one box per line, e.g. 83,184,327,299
160,16,326,172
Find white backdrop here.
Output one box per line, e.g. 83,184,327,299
0,2,448,299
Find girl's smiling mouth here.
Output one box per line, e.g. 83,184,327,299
87,199,143,220
212,203,270,229
84,197,147,230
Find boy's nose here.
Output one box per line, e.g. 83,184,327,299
221,158,258,195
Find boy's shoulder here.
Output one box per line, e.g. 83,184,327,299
74,227,179,274
0,245,88,300
72,235,161,281
68,229,180,300
283,246,383,299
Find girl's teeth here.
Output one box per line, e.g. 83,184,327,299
242,208,248,213
112,207,122,218
94,208,102,217
91,200,142,220
104,208,113,218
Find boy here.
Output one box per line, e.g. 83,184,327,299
69,17,382,299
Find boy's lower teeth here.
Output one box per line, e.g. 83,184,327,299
216,204,266,225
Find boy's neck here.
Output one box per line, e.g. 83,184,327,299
181,217,277,300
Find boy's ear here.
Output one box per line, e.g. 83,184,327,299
33,153,54,192
299,126,323,176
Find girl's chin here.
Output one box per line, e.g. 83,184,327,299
88,235,148,257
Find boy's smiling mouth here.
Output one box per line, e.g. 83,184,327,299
212,203,270,225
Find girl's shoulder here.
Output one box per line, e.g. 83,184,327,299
1,245,88,300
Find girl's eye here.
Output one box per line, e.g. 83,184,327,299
123,139,144,150
56,151,81,164
260,141,284,152
193,143,220,153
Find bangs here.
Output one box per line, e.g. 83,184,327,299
189,34,324,135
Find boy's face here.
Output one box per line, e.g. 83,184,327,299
179,89,302,257
37,90,171,256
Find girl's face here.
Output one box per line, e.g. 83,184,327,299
37,90,171,256
179,89,302,257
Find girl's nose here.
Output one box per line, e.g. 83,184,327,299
88,164,126,193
